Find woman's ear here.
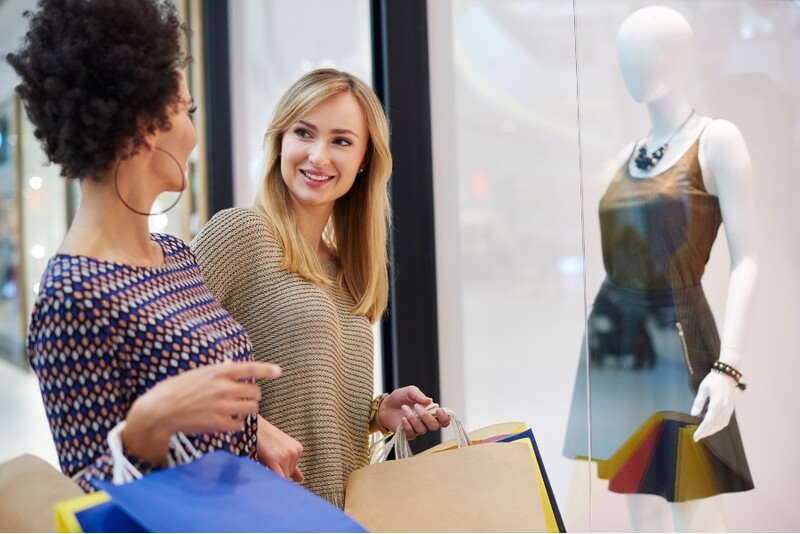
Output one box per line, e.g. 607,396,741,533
141,129,158,152
136,116,158,152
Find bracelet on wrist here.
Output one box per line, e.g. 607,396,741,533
711,360,747,391
369,393,390,434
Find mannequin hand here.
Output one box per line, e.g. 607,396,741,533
378,386,451,440
691,371,737,441
125,361,281,463
256,415,303,482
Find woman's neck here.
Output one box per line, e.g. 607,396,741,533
59,176,163,266
292,202,334,261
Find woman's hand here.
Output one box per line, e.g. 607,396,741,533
691,371,737,441
378,386,451,440
256,415,304,482
124,360,281,463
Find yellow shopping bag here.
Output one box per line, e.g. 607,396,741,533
54,491,112,533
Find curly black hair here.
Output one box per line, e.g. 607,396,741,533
6,0,191,180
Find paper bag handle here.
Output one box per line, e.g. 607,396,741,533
107,420,203,484
373,407,470,463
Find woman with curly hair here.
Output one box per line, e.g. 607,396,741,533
191,69,450,507
6,0,297,492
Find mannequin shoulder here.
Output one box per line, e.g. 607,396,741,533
698,119,753,195
699,119,749,160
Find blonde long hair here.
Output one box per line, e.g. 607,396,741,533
255,69,392,323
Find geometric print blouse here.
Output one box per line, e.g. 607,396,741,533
26,233,258,492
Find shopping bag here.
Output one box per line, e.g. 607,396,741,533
598,410,752,502
498,429,565,533
0,453,84,532
420,423,564,533
99,451,367,532
55,491,145,533
421,421,528,453
345,410,549,532
55,451,366,532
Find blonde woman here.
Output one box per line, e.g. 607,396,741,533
191,68,449,507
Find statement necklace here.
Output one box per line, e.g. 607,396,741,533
634,109,695,171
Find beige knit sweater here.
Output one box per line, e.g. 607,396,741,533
191,207,375,507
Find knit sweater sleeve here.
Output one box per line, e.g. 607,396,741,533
191,207,279,317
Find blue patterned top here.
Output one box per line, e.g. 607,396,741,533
26,233,258,492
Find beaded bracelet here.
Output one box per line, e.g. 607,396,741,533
712,361,747,391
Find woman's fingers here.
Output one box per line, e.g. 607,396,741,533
221,360,282,381
433,407,451,428
291,465,304,483
402,404,427,436
414,403,441,431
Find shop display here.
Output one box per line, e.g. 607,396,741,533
563,4,758,530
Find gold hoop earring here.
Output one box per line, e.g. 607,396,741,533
114,147,184,216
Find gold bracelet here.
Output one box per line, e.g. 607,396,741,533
369,393,390,434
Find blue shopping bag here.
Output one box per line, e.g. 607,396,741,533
73,499,145,532
89,451,366,533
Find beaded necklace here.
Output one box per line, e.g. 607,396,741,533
634,109,695,171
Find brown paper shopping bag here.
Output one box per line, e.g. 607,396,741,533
344,410,548,532
0,454,84,532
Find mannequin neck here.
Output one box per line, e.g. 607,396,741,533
646,93,694,143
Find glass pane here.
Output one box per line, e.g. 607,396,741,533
428,1,588,530
575,1,800,531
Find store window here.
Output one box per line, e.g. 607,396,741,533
429,0,800,531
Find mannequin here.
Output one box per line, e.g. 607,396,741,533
563,6,758,532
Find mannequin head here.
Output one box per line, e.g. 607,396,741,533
617,6,694,103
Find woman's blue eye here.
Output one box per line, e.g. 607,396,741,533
294,128,311,138
334,137,352,146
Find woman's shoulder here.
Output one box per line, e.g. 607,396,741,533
192,207,283,272
28,255,109,330
151,232,191,258
196,207,278,245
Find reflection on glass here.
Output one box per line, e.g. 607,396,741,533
567,1,800,531
431,0,800,531
428,1,586,529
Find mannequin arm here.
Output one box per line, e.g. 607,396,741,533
692,120,759,441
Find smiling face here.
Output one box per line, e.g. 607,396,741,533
279,91,368,216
